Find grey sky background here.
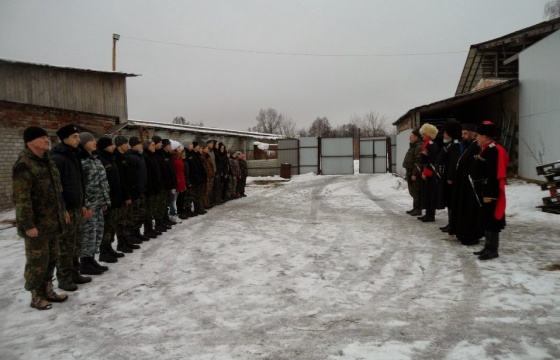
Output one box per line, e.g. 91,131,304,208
0,0,552,131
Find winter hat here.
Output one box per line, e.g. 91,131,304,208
143,140,153,150
419,123,438,139
129,136,142,148
443,120,462,140
170,140,181,151
79,132,95,146
23,126,48,143
56,124,79,141
477,120,497,138
161,139,171,148
97,137,113,150
152,135,162,145
411,128,421,138
114,135,128,147
462,123,477,132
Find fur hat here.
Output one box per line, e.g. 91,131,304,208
462,123,477,132
97,137,113,150
56,124,79,141
443,120,462,140
419,123,438,139
23,126,48,143
114,135,128,147
79,132,95,146
477,120,497,138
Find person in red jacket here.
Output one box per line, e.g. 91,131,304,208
471,121,509,260
171,141,187,223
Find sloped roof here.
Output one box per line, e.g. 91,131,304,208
455,18,560,95
0,58,139,77
124,119,284,140
393,79,518,126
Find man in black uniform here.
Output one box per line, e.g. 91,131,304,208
471,121,509,260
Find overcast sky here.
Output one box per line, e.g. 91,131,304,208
0,0,552,131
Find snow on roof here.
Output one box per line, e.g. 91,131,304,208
253,141,278,150
0,58,139,77
125,119,284,140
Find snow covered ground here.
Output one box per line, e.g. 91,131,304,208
1,169,559,360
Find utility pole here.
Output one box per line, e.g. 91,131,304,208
112,33,120,71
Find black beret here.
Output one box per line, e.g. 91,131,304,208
23,126,48,143
56,124,79,141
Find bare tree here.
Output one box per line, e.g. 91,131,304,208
351,111,389,137
172,116,204,126
308,117,332,137
522,134,546,166
255,108,284,134
172,116,186,125
545,0,560,19
279,117,297,137
297,127,309,137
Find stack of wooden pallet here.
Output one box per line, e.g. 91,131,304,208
536,160,560,214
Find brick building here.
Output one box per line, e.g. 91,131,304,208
0,59,137,211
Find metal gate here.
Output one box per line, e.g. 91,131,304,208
359,137,388,173
299,137,319,174
278,139,299,176
321,137,354,175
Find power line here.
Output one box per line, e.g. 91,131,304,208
120,35,467,57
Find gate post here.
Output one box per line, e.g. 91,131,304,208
317,136,322,175
386,136,392,173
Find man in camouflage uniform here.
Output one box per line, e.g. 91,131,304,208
79,132,111,275
51,124,92,291
228,151,241,199
402,129,423,216
201,143,215,209
126,136,149,242
14,126,70,310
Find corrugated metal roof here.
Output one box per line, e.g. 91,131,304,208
125,119,284,140
0,58,139,77
393,79,518,126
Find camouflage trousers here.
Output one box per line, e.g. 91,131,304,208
24,232,59,291
227,176,238,199
407,174,421,209
101,207,118,246
202,176,214,208
117,203,134,237
144,194,157,228
132,195,146,230
184,187,194,213
155,190,168,222
56,207,83,283
237,176,246,194
81,206,105,257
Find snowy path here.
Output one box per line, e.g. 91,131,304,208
1,173,560,360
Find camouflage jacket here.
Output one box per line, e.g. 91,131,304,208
80,152,111,209
402,140,422,176
13,148,67,237
229,158,241,177
202,153,215,179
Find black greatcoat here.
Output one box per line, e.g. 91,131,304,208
97,149,124,209
449,140,483,240
434,139,461,209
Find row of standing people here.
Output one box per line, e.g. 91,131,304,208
13,124,248,310
403,120,509,261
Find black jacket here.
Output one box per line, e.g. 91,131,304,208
155,149,176,191
113,149,133,202
50,143,85,210
143,150,162,196
186,149,207,185
97,149,124,209
126,149,148,198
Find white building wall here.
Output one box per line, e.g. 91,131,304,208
395,129,412,176
518,30,560,180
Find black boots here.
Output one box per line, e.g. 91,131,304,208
474,231,500,260
409,208,422,216
133,228,150,242
80,257,104,275
439,224,450,232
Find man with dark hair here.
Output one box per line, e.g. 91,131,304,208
51,124,92,291
14,126,70,310
471,121,509,260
